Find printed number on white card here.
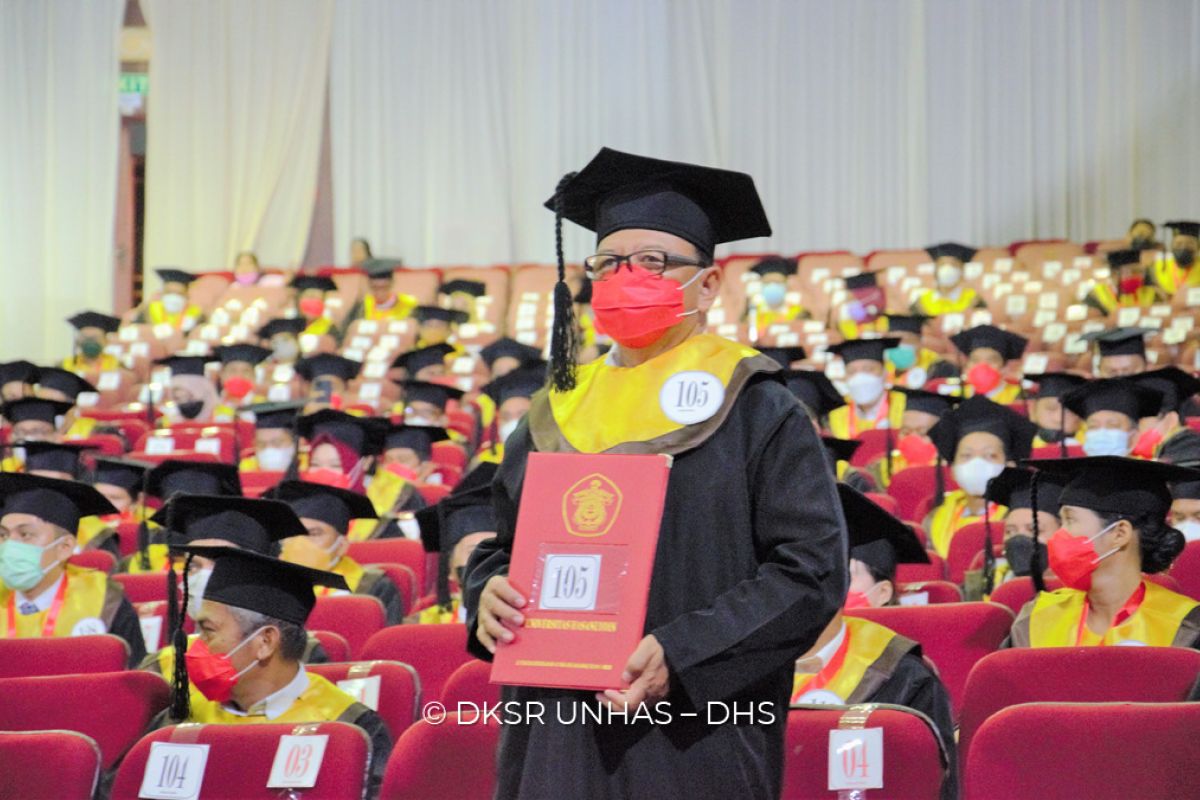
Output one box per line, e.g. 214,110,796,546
139,742,209,800
539,554,601,611
267,735,329,789
659,371,723,425
828,728,884,791
336,675,382,710
140,615,163,651
145,436,176,455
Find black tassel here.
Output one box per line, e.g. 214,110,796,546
549,171,579,393
1058,398,1068,458
983,479,996,596
136,521,152,572
168,522,192,721
1029,469,1046,593
934,455,946,509
885,426,894,487
283,413,302,482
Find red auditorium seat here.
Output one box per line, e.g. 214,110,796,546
887,465,957,522
115,521,145,558
864,491,900,517
367,562,418,616
1168,540,1200,600
416,483,451,504
68,549,117,573
240,469,285,497
307,660,421,739
347,539,427,591
361,624,472,703
135,428,239,462
959,648,1200,773
0,730,101,800
945,521,998,584
1029,443,1084,459
310,630,352,662
441,659,501,708
64,433,126,456
849,428,892,467
895,550,945,584
0,635,129,678
846,603,1015,717
308,595,386,660
782,706,947,800
110,721,370,800
113,572,169,604
430,439,467,470
0,671,169,769
379,712,500,800
898,580,963,604
964,702,1200,800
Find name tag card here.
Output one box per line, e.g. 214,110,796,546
357,320,379,335
1117,307,1142,327
153,323,176,341
194,438,222,456
144,436,176,455
97,371,122,391
362,362,387,380
387,320,409,334
963,262,983,280
140,615,163,651
351,336,374,350
358,382,382,401
272,365,295,384
515,331,538,345
139,742,209,800
119,326,140,342
336,675,382,710
299,334,320,354
267,735,329,789
898,591,929,606
828,728,884,791
267,384,292,402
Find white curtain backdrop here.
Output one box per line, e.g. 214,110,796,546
0,0,124,363
142,0,333,278
330,0,1200,265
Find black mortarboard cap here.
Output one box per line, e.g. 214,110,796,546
152,354,212,377
34,367,95,400
297,409,387,456
412,306,469,326
1081,327,1153,358
257,318,308,340
2,397,74,425
843,272,879,291
439,279,487,297
483,364,546,407
293,354,361,383
90,457,151,494
0,361,37,388
839,483,929,581
290,274,338,293
826,338,901,365
784,370,845,417
1158,431,1200,468
383,425,450,461
1107,249,1143,269
480,338,543,370
67,311,121,334
926,242,977,263
247,401,305,430
1021,457,1200,520
758,346,807,368
894,387,960,418
885,314,931,336
928,395,1038,462
749,256,797,278
146,460,242,499
949,325,1028,363
155,268,197,286
269,479,376,535
0,473,115,532
361,258,402,278
214,344,272,366
1061,378,1163,422
1026,372,1088,400
1130,367,1200,416
392,344,455,375
985,467,1064,515
1166,221,1200,239
822,436,862,464
154,495,306,553
399,380,464,410
21,441,92,477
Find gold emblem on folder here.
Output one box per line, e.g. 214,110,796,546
563,473,622,537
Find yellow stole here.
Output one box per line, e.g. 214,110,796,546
1028,581,1199,647
914,288,979,315
927,490,1006,559
148,301,203,329
751,299,805,328
124,543,171,574
61,354,119,375
792,617,897,703
303,317,333,337
827,390,907,440
0,566,110,638
475,392,497,429
416,598,461,625
363,293,417,321
837,317,889,340
529,334,779,455
64,416,97,440
76,516,114,550
319,557,365,594
188,672,358,724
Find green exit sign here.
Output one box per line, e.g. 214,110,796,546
120,73,148,95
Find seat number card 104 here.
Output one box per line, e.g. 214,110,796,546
139,742,210,800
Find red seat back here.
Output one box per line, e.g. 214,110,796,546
110,721,370,800
306,660,421,740
65,433,127,456
846,603,1015,717
1169,540,1200,600
0,671,169,769
115,521,143,558
1029,444,1084,459
240,469,285,497
945,521,997,584
367,562,418,617
69,550,117,573
0,730,101,799
310,630,352,662
308,595,386,660
864,491,899,516
361,624,471,703
347,539,427,593
782,706,946,799
887,465,957,522
113,572,169,603
380,713,499,800
898,580,963,605
850,428,892,467
441,659,501,709
0,635,129,678
964,702,1200,800
430,440,467,470
416,483,451,505
895,550,945,584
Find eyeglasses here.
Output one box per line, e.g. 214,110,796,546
582,249,709,280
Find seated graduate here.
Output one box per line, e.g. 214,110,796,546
411,305,469,349
0,473,145,665
154,354,219,424
135,268,205,332
1,397,72,446
156,545,391,797
1006,457,1200,648
413,464,497,624
140,494,329,675
79,457,150,557
1129,367,1200,459
874,388,961,487
294,353,362,410
910,242,985,316
1085,249,1161,314
33,367,98,439
1025,372,1087,449
296,408,388,493
62,310,122,375
289,274,342,341
394,379,465,435
239,401,304,472
744,256,806,328
365,423,445,533
946,324,1027,405
1079,327,1152,379
211,343,272,420
793,483,956,798
924,395,1037,559
392,343,455,383
1061,377,1162,459
883,314,938,389
256,317,307,368
825,338,906,439
271,479,404,625
981,467,1064,589
1149,220,1200,294
835,272,887,340
473,338,544,435
475,362,546,463
0,359,37,401
354,258,417,321
19,441,90,481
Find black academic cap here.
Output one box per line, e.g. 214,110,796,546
20,442,92,477
361,258,402,278
1166,220,1200,239
155,268,196,286
399,380,465,410
838,483,929,581
293,354,361,383
749,256,797,278
843,272,879,291
547,147,772,260
984,467,1064,516
247,401,305,430
290,274,338,293
213,344,272,366
926,242,977,263
153,494,306,553
297,409,387,456
1158,430,1200,468
33,367,95,400
1026,372,1088,400
412,306,469,326
1171,479,1200,501
439,279,487,297
0,472,115,532
483,364,546,407
257,317,308,340
268,479,377,535
1107,249,1143,269
885,314,930,336
67,311,120,334
822,436,862,464
894,387,960,418
1021,457,1200,520
175,545,347,625
784,370,845,418
391,344,455,375
1081,327,1154,358
146,460,242,499
928,395,1038,462
418,462,499,553
1131,367,1200,416
480,338,543,370
152,354,212,377
1,397,74,425
758,346,808,368
826,338,901,365
0,360,37,387
383,425,450,460
949,325,1028,363
1061,378,1163,422
89,457,151,494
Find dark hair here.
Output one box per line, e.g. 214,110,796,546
352,237,373,259
1128,218,1155,234
1096,510,1186,574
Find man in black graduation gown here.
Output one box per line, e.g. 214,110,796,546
464,149,848,799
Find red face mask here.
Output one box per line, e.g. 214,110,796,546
383,461,419,482
183,631,262,703
299,297,325,319
843,591,873,610
897,434,938,466
1045,522,1119,592
591,267,702,349
303,468,353,489
1119,275,1144,296
1131,427,1164,460
965,362,1003,395
223,376,254,399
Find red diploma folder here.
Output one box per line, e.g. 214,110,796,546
489,451,673,691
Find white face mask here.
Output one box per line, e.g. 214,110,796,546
498,418,520,443
186,568,212,620
935,264,962,289
406,414,436,427
256,445,295,471
846,372,885,407
952,457,1004,497
162,293,187,314
1082,428,1131,457
1176,520,1200,543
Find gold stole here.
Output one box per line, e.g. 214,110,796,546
927,490,1007,559
1029,582,1199,647
363,293,417,320
792,617,897,702
321,557,365,594
0,566,109,638
188,672,357,724
915,288,978,315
